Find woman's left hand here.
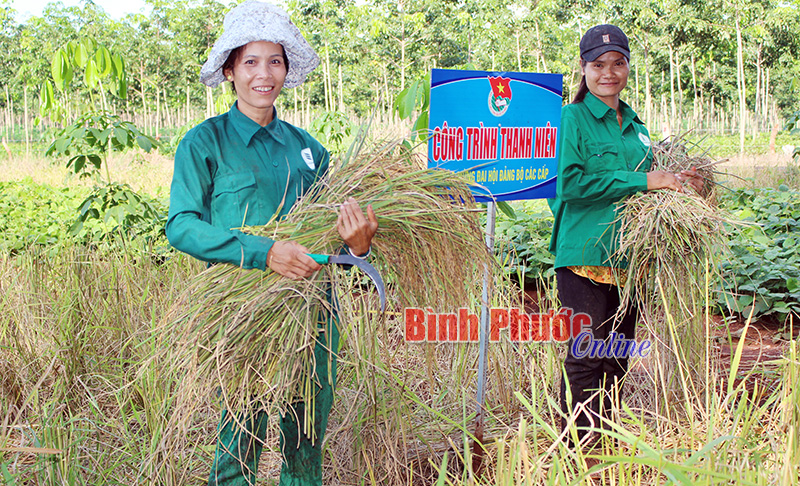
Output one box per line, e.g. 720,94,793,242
337,197,378,256
675,167,705,195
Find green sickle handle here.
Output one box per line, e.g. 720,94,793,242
307,253,330,265
305,252,386,312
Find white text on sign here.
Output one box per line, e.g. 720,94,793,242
431,121,558,163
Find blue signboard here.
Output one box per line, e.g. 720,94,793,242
427,68,562,201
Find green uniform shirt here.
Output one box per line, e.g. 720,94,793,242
166,102,329,270
548,92,652,269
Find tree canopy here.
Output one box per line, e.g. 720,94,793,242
1,0,799,137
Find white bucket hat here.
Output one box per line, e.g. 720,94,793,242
200,0,319,89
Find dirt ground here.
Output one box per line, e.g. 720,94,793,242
522,287,798,397
713,314,797,396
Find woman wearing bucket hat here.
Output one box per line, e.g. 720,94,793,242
166,1,378,484
548,24,702,446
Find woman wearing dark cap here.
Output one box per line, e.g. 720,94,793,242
548,24,702,444
166,1,377,483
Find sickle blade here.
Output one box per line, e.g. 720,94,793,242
328,254,387,312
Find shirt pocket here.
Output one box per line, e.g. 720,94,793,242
584,142,620,174
294,159,325,197
629,135,653,171
211,171,262,228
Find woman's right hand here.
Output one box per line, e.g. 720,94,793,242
266,241,321,279
647,171,684,192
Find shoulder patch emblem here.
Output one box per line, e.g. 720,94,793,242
638,133,651,147
301,148,315,170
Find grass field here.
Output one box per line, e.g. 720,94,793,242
1,137,799,485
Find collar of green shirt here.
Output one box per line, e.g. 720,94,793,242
583,92,644,132
229,101,286,147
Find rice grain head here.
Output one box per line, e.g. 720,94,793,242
159,140,493,443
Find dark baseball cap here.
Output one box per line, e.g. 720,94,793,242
580,24,630,61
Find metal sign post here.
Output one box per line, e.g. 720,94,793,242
471,201,496,471
426,68,562,472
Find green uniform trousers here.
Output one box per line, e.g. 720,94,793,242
207,317,339,486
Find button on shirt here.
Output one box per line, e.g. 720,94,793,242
166,102,330,270
548,92,653,269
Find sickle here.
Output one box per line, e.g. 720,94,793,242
307,253,387,312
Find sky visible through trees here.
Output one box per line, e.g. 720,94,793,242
1,0,799,141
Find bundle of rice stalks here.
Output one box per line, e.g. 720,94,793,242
163,140,491,438
650,135,723,202
614,136,735,411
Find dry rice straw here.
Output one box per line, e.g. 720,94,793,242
162,140,491,435
615,137,738,405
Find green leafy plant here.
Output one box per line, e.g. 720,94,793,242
39,37,128,123
46,111,156,179
494,202,555,283
0,179,168,253
69,182,167,242
42,36,156,180
308,110,353,153
393,73,430,143
39,36,162,244
716,186,800,322
0,180,88,254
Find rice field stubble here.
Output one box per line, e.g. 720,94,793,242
0,149,798,485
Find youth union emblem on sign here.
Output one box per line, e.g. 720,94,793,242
488,76,512,117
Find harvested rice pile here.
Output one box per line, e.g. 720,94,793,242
163,140,490,431
614,137,735,406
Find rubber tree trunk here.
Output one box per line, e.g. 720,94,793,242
24,84,30,155
185,83,190,126
736,14,746,155
536,21,548,72
691,54,699,130
669,45,676,136
645,43,652,132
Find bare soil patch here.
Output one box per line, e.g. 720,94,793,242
713,314,796,398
